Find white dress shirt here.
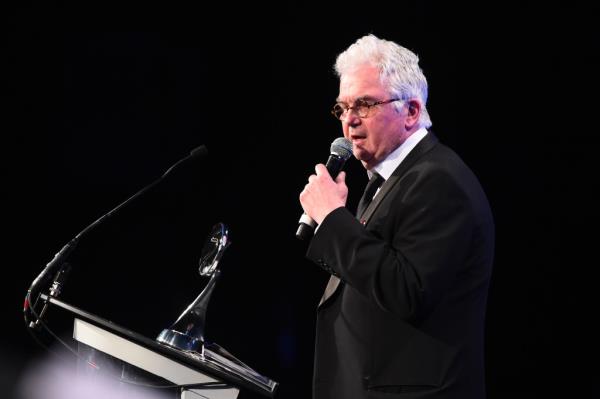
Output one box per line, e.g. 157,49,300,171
368,127,428,198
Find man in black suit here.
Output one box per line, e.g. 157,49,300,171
299,34,494,399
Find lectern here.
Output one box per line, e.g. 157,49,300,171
41,294,278,399
24,150,279,398
26,222,278,398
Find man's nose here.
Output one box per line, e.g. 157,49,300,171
343,110,361,127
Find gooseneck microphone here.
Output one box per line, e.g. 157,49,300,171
296,137,353,240
24,145,208,328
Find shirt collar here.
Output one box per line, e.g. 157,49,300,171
368,127,429,181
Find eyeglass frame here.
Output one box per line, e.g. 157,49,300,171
331,97,403,120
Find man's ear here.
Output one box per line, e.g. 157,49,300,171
405,100,421,129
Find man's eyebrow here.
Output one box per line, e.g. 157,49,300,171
356,95,378,102
335,95,378,103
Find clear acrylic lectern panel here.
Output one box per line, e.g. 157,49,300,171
73,318,239,399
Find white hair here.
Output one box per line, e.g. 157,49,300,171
334,34,432,128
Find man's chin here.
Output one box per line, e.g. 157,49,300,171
356,155,375,170
353,149,367,160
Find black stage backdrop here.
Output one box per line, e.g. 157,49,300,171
3,3,597,399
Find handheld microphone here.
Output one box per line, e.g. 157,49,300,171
24,145,208,326
296,137,352,240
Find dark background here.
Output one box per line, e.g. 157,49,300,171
3,2,597,399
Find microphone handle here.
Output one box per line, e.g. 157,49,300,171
296,154,347,240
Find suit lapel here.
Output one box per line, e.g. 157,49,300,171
318,132,439,309
360,132,438,226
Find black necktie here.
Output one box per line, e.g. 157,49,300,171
356,172,385,218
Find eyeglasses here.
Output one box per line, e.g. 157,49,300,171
331,98,401,120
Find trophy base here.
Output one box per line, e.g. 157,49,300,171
156,329,203,353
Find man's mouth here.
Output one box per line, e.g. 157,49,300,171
351,135,366,145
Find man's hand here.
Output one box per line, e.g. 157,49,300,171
299,164,348,225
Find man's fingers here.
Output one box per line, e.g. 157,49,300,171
315,164,328,176
335,171,346,184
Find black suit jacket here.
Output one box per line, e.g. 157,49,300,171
307,133,495,399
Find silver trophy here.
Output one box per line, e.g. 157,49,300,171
156,222,230,352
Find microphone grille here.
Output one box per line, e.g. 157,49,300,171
190,145,208,159
330,137,353,160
